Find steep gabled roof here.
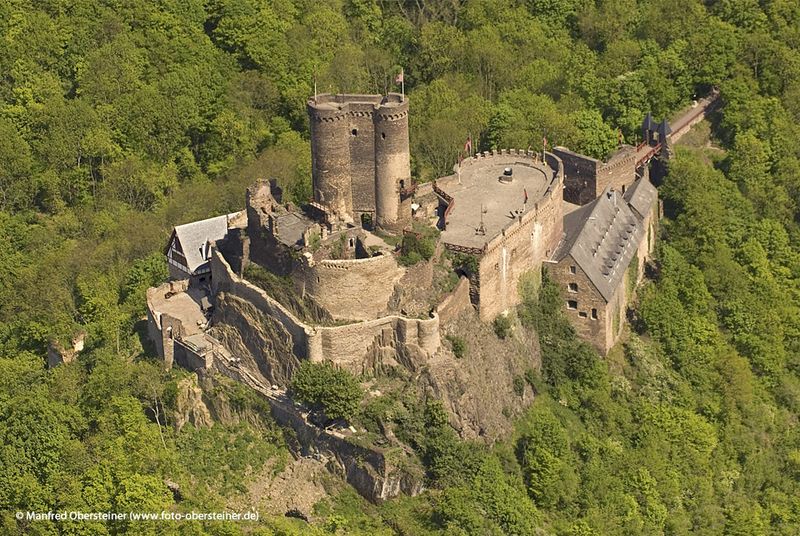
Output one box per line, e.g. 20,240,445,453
554,188,644,302
171,214,233,273
623,176,657,219
642,112,655,132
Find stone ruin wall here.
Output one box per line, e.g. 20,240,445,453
293,252,405,322
210,250,440,379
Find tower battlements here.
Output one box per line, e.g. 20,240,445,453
307,93,411,233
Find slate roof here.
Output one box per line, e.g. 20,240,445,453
553,188,645,302
623,176,657,219
642,113,655,132
171,213,239,273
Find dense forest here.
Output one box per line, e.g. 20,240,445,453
2,0,800,534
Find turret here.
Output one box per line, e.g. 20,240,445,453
373,94,411,233
307,99,354,222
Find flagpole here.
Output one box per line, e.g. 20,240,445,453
401,68,404,101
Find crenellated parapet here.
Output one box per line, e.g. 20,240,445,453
307,93,410,232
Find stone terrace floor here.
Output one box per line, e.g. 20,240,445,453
439,157,554,249
149,286,209,337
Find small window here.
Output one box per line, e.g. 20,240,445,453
349,238,355,248
400,179,405,190
351,128,358,136
567,300,578,310
591,308,598,320
568,282,578,293
381,132,386,140
622,184,626,193
570,265,577,274
579,311,588,318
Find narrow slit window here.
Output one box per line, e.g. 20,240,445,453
591,308,598,320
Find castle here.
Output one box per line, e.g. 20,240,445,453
146,91,724,378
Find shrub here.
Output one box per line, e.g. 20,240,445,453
290,361,363,422
399,226,439,265
450,252,478,275
493,314,512,339
446,334,467,358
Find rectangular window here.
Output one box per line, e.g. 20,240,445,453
591,308,598,320
579,311,588,318
568,282,578,293
570,265,577,274
567,300,578,310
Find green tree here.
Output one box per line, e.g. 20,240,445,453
290,361,363,421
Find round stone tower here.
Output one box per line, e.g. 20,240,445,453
307,98,353,222
374,94,411,233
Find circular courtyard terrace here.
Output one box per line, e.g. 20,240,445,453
437,152,559,249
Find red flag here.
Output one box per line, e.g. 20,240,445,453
464,136,472,155
543,136,547,147
395,71,404,84
524,188,529,204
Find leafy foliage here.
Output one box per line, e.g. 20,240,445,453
290,361,363,422
3,0,800,533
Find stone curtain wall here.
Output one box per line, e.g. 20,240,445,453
293,252,404,322
554,146,637,205
475,152,564,321
552,147,599,205
210,250,440,377
307,313,440,375
596,148,637,196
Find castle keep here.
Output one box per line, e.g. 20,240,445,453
307,93,412,233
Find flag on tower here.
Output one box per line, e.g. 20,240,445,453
543,135,547,148
464,135,472,156
394,70,403,84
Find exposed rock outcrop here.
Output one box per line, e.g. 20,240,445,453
172,376,213,431
422,310,540,441
207,292,301,386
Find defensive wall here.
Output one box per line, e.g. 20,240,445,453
438,150,564,321
293,251,405,322
210,250,440,377
553,145,637,205
435,276,472,324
